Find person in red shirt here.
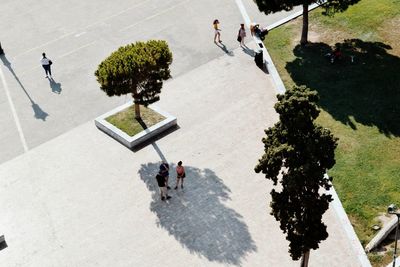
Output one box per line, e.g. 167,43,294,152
174,161,186,190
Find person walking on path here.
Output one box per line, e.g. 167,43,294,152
159,162,171,189
40,53,52,78
238,24,246,47
174,161,186,190
213,19,222,43
156,173,171,201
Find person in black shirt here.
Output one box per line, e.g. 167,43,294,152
156,173,171,201
159,162,171,189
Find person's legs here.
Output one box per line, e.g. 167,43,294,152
218,32,221,42
160,186,166,200
174,178,180,189
164,187,171,199
43,65,48,77
181,178,184,189
48,66,52,77
165,176,170,189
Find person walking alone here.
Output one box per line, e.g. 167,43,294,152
40,53,52,78
213,19,221,43
238,24,246,47
174,161,186,190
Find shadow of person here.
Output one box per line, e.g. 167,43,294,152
241,45,255,57
215,42,234,56
138,163,257,265
286,39,400,136
48,77,62,94
0,54,49,121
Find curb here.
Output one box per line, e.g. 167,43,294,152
234,1,371,266
329,181,372,267
94,100,177,149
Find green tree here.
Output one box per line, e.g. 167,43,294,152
95,40,173,119
255,86,338,267
254,0,360,45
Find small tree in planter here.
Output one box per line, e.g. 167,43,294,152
95,40,173,119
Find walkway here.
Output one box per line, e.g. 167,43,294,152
0,42,361,266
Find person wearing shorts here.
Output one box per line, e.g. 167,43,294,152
174,161,186,190
213,19,221,43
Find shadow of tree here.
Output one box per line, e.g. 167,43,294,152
285,39,400,136
138,162,257,266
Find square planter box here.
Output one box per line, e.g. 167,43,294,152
95,100,177,148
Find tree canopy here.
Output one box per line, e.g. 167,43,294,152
95,40,173,118
254,0,361,44
255,86,338,265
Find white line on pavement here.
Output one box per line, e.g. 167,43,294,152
119,0,189,32
19,41,97,76
74,32,87,37
235,0,286,94
13,0,152,60
13,32,75,59
0,67,29,152
58,41,96,58
85,0,152,30
234,0,251,26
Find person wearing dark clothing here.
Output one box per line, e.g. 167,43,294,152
156,173,171,201
254,25,269,41
159,162,171,189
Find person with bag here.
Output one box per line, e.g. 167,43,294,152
174,161,186,190
40,52,53,78
237,24,246,47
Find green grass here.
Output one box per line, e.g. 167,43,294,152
265,1,400,265
106,105,165,137
311,0,400,41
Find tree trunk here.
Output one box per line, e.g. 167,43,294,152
300,3,309,46
300,250,310,267
134,102,141,119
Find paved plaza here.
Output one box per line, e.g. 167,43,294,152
0,0,366,266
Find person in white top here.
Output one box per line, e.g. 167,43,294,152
40,52,52,78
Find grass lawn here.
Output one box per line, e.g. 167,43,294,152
106,105,165,137
264,0,400,265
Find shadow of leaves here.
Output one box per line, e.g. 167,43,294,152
286,39,400,136
138,162,257,266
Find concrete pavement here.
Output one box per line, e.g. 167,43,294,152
0,0,301,164
0,42,362,266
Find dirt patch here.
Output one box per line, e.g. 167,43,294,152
379,17,400,55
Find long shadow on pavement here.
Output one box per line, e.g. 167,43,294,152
0,54,49,121
286,39,400,136
138,162,257,266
